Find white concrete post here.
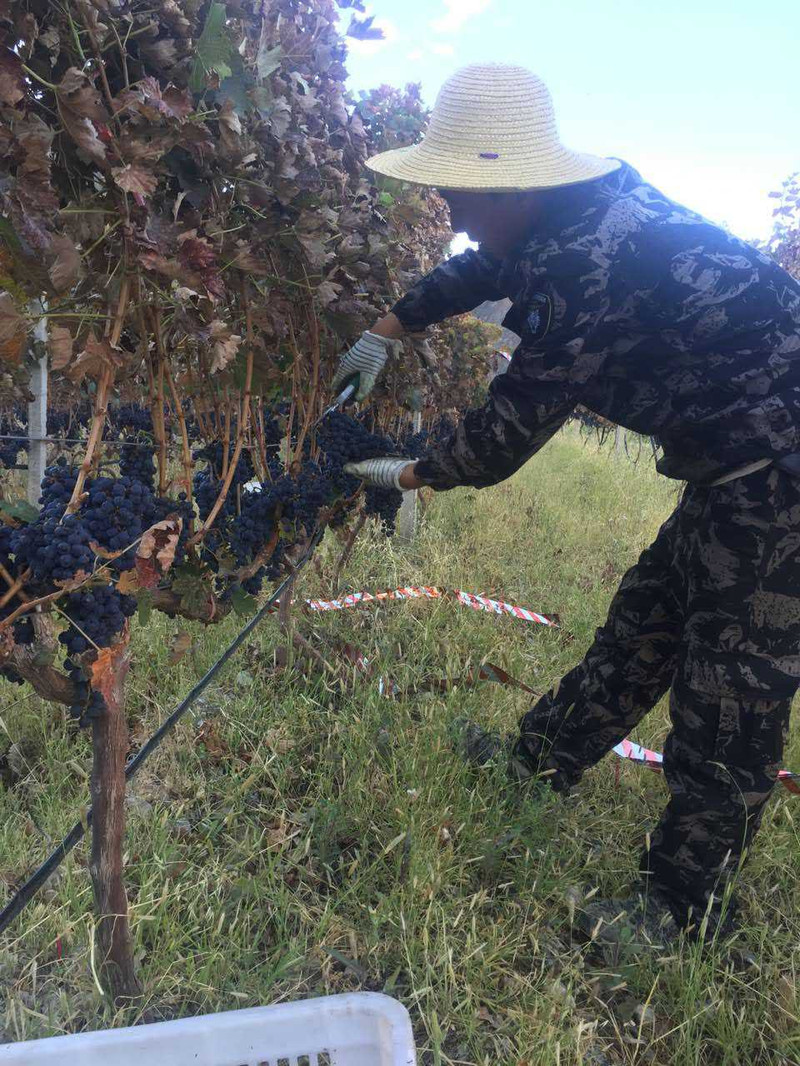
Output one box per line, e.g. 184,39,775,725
396,411,421,544
27,309,48,507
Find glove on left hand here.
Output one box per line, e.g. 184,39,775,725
343,457,416,490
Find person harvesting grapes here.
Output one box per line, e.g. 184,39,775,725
338,63,800,945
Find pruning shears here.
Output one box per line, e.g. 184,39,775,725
316,378,357,426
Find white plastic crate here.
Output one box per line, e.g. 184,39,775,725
0,992,416,1066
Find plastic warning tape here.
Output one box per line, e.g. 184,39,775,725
304,585,555,626
612,737,800,795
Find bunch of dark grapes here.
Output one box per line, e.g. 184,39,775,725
400,414,456,460
364,485,402,533
193,442,254,522
82,475,159,570
228,486,278,567
63,658,106,727
120,445,156,491
0,524,25,685
0,412,27,469
111,405,158,491
46,409,71,439
10,459,95,584
59,584,136,657
317,411,403,529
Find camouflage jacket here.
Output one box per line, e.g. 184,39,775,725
392,162,800,489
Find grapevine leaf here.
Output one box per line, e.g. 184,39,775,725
48,234,81,294
256,43,284,82
138,517,183,572
117,569,141,595
230,585,257,616
111,164,159,198
48,323,73,371
66,332,126,383
189,3,234,93
208,320,241,374
0,46,25,106
346,14,385,40
134,555,159,590
0,293,26,365
0,499,40,523
168,630,193,666
171,568,212,615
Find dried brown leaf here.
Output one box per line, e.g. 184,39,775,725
0,293,26,349
208,320,241,374
65,331,125,382
316,280,342,307
137,516,183,572
48,324,73,371
167,630,192,666
0,46,24,106
194,718,229,759
116,569,141,595
112,163,159,198
133,555,159,590
48,234,81,294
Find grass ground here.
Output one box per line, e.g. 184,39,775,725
1,428,799,1064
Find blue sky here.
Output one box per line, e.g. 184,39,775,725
345,0,799,244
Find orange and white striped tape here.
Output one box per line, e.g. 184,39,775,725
612,737,800,794
303,585,555,626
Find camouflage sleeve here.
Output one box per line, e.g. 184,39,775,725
391,248,505,332
414,252,613,489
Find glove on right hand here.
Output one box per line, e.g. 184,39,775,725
331,331,395,401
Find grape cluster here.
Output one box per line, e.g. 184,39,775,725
317,411,403,529
59,583,136,656
83,475,156,571
0,412,27,469
11,460,95,584
2,455,190,720
63,658,106,727
111,405,158,491
46,410,68,438
400,414,456,460
120,446,156,491
0,524,25,685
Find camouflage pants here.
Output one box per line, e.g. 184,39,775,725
517,464,800,927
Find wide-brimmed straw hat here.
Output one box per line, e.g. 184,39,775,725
365,63,620,192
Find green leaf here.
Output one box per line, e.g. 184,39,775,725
250,84,273,114
230,585,257,617
256,42,283,82
378,191,394,207
137,590,153,627
171,566,212,615
0,499,40,524
189,3,234,93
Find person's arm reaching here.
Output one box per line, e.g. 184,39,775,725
390,247,505,332
415,252,613,488
332,248,504,399
346,247,614,491
413,351,579,488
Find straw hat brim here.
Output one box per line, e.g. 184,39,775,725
365,143,621,192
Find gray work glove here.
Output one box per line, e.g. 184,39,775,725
343,457,416,490
332,331,396,402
